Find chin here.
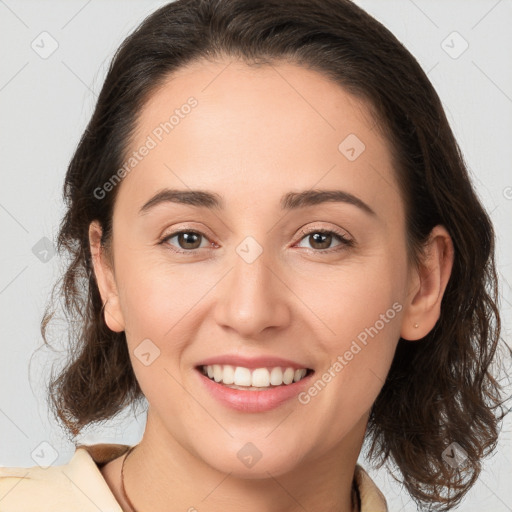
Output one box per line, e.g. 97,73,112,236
194,438,308,479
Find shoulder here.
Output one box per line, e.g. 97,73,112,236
0,443,130,512
354,464,388,512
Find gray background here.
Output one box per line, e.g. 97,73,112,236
1,0,511,510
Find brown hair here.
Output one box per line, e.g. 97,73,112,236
42,0,509,509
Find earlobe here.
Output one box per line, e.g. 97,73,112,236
89,220,125,333
400,225,454,341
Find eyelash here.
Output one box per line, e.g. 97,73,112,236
295,227,354,254
159,226,354,256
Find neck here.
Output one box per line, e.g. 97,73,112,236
121,411,367,512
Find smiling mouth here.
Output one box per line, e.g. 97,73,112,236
198,364,314,390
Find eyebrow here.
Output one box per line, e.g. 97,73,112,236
139,188,376,216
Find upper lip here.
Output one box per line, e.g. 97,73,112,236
196,355,313,370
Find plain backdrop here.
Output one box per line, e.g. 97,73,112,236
0,0,511,510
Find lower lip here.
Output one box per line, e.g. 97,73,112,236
196,369,314,413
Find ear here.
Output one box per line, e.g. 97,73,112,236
401,225,454,341
89,220,125,332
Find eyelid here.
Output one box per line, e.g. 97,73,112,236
158,223,218,253
295,223,353,242
159,222,354,255
159,222,215,241
293,224,354,253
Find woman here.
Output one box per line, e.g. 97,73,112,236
0,0,507,510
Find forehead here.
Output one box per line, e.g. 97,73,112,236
116,57,401,220
139,57,381,146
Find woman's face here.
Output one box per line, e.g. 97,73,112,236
95,58,418,477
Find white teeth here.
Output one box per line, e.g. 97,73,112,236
202,364,309,388
251,368,270,387
233,366,252,386
269,367,283,385
294,369,307,382
283,367,295,385
222,364,235,385
213,364,223,382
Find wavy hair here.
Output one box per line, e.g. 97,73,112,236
42,0,509,509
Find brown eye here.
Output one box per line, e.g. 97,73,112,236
308,232,333,250
178,232,202,249
162,231,210,252
295,229,353,253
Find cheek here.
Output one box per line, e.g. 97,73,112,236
293,253,406,433
294,247,407,349
297,318,402,454
113,247,225,357
113,255,204,413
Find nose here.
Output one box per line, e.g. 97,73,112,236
213,242,292,339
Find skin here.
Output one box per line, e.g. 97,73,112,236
89,57,453,512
